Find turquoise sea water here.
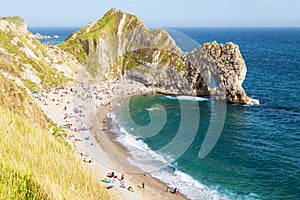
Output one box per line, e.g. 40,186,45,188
31,27,300,199
112,28,300,200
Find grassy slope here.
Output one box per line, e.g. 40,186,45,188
59,9,120,64
0,20,111,199
0,27,70,91
60,9,187,79
0,71,110,200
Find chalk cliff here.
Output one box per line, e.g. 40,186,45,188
60,9,251,104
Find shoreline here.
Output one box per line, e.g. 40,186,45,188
33,80,188,200
94,106,188,200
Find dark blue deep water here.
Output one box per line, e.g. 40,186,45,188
33,27,300,200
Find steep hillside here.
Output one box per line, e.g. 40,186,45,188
0,17,110,199
60,9,251,104
0,16,79,91
59,9,182,78
0,73,110,199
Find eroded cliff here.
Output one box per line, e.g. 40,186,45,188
60,9,251,104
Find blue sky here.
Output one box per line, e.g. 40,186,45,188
1,0,299,27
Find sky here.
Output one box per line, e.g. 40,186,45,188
0,0,299,27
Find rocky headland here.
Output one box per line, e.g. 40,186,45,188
60,9,252,104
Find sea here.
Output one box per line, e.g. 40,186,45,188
29,27,300,200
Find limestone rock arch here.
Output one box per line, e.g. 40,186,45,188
187,41,250,104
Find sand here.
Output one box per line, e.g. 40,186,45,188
33,80,188,200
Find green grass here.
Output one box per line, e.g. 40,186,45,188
0,33,70,91
0,21,72,89
123,48,187,72
59,9,128,67
0,73,111,200
22,79,39,92
0,73,47,125
0,163,49,200
0,32,25,55
31,38,49,58
0,57,21,76
17,57,67,91
0,106,110,200
58,37,87,64
59,9,187,78
1,18,110,200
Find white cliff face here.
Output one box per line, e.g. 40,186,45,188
85,22,96,33
117,13,127,57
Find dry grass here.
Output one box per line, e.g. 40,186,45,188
0,74,111,199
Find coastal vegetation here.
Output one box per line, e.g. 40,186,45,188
0,17,111,199
59,9,121,64
60,9,251,104
59,9,181,78
0,30,70,91
0,75,110,199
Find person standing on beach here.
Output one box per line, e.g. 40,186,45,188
173,187,177,194
120,173,125,188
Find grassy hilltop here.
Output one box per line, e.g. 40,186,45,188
59,9,184,79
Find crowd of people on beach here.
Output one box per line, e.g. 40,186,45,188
33,80,151,163
33,79,183,199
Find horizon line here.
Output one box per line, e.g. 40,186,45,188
28,25,300,29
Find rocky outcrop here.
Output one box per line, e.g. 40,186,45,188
0,16,27,34
186,42,250,104
60,9,252,104
0,17,80,91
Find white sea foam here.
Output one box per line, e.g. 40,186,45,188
162,95,209,101
108,112,228,200
246,98,260,106
108,111,260,200
145,106,162,111
177,95,209,101
152,169,228,200
116,129,169,172
160,95,177,100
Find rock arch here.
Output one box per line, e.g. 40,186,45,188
187,41,250,104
